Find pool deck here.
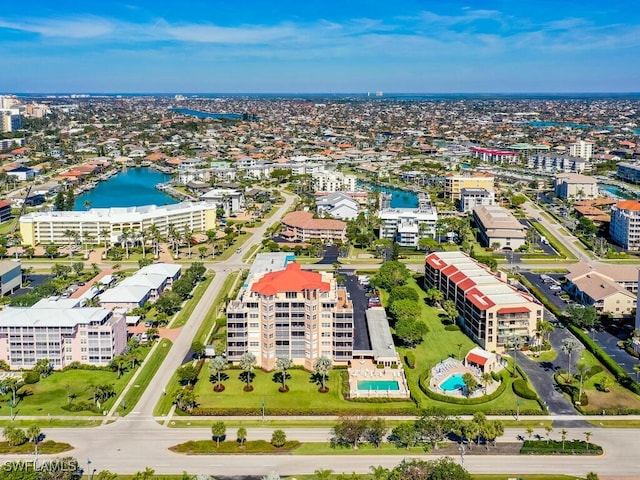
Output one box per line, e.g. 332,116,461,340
429,358,500,398
348,359,411,399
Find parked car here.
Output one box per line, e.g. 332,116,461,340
549,285,561,291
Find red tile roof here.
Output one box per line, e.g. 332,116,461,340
282,211,346,231
0,200,11,209
466,352,487,366
616,200,640,211
251,263,330,296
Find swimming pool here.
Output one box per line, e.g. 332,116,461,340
357,380,400,391
439,373,466,392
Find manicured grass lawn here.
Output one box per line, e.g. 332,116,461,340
587,419,640,428
293,442,428,455
526,350,557,362
190,367,415,413
398,277,542,414
171,275,214,328
193,272,239,345
118,339,173,415
170,439,300,454
1,368,136,417
215,232,250,261
0,419,102,428
0,440,73,454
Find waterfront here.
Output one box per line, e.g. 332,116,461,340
366,184,419,208
168,108,244,120
598,183,640,200
74,168,176,209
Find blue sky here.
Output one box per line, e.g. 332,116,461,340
2,1,639,93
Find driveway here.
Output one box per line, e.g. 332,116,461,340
340,270,371,351
316,245,339,265
515,328,586,421
521,272,569,314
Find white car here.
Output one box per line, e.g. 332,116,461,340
549,285,561,291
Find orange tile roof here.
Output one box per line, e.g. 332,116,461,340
616,200,640,211
466,352,487,366
251,263,330,296
282,211,346,231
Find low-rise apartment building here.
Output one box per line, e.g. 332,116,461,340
617,162,640,184
610,200,640,250
569,140,594,160
459,188,495,213
226,254,353,371
0,297,127,369
528,155,588,173
19,201,216,246
281,211,347,243
472,205,527,250
444,172,495,201
564,263,637,318
379,200,438,247
553,173,599,200
311,172,357,192
200,188,245,215
424,251,541,352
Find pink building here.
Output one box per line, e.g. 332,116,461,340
0,297,127,370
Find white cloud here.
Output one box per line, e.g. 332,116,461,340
0,16,113,38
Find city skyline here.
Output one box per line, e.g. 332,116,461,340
1,0,639,93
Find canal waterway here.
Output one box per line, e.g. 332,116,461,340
168,108,244,120
74,168,176,210
598,183,640,200
363,183,419,208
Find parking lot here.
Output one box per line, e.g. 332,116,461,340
521,272,571,314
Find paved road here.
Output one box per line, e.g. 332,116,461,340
591,329,640,378
9,425,637,477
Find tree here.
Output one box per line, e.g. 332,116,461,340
566,304,598,330
271,429,287,448
64,187,75,211
442,300,458,324
109,356,129,379
560,428,568,450
462,372,479,397
27,424,41,455
237,426,247,446
313,356,332,392
132,467,155,480
174,389,197,412
481,372,494,395
239,352,256,391
575,361,589,400
3,425,26,446
389,457,471,480
526,425,534,441
1,377,21,409
211,421,226,447
369,465,389,480
365,417,387,448
155,290,182,316
33,358,53,378
389,299,421,323
333,416,369,449
424,287,444,307
414,408,453,449
372,261,409,290
97,471,119,480
178,364,198,386
191,341,206,358
395,317,428,347
54,190,66,211
506,335,523,377
544,424,553,444
275,356,292,392
584,431,592,451
209,356,227,392
561,338,581,381
313,468,333,480
389,285,420,304
389,422,418,450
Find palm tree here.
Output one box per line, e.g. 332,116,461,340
369,466,388,480
239,352,256,391
209,356,227,392
313,356,332,392
83,200,92,210
27,424,41,457
560,428,568,450
561,338,581,382
183,225,193,258
544,424,553,444
63,229,77,257
138,228,149,258
237,426,247,447
148,224,162,258
584,431,592,451
120,228,131,259
526,426,534,441
481,372,494,395
275,356,292,392
633,363,640,383
99,228,110,251
506,335,523,377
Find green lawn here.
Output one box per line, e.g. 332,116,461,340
396,277,543,414
293,442,429,455
118,339,173,415
0,440,73,454
0,419,102,428
190,367,415,414
1,368,135,417
170,275,214,328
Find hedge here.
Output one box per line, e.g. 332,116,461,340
568,324,640,395
339,370,417,405
418,370,508,405
512,379,538,400
405,351,416,369
22,371,40,384
521,440,602,455
188,406,419,416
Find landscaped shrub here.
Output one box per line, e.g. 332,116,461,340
22,371,40,384
61,401,100,413
521,440,602,455
444,325,460,331
404,351,416,369
418,370,508,406
62,361,109,371
512,379,537,400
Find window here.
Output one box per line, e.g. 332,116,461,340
321,323,331,328
249,323,259,328
286,292,297,299
249,341,259,347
